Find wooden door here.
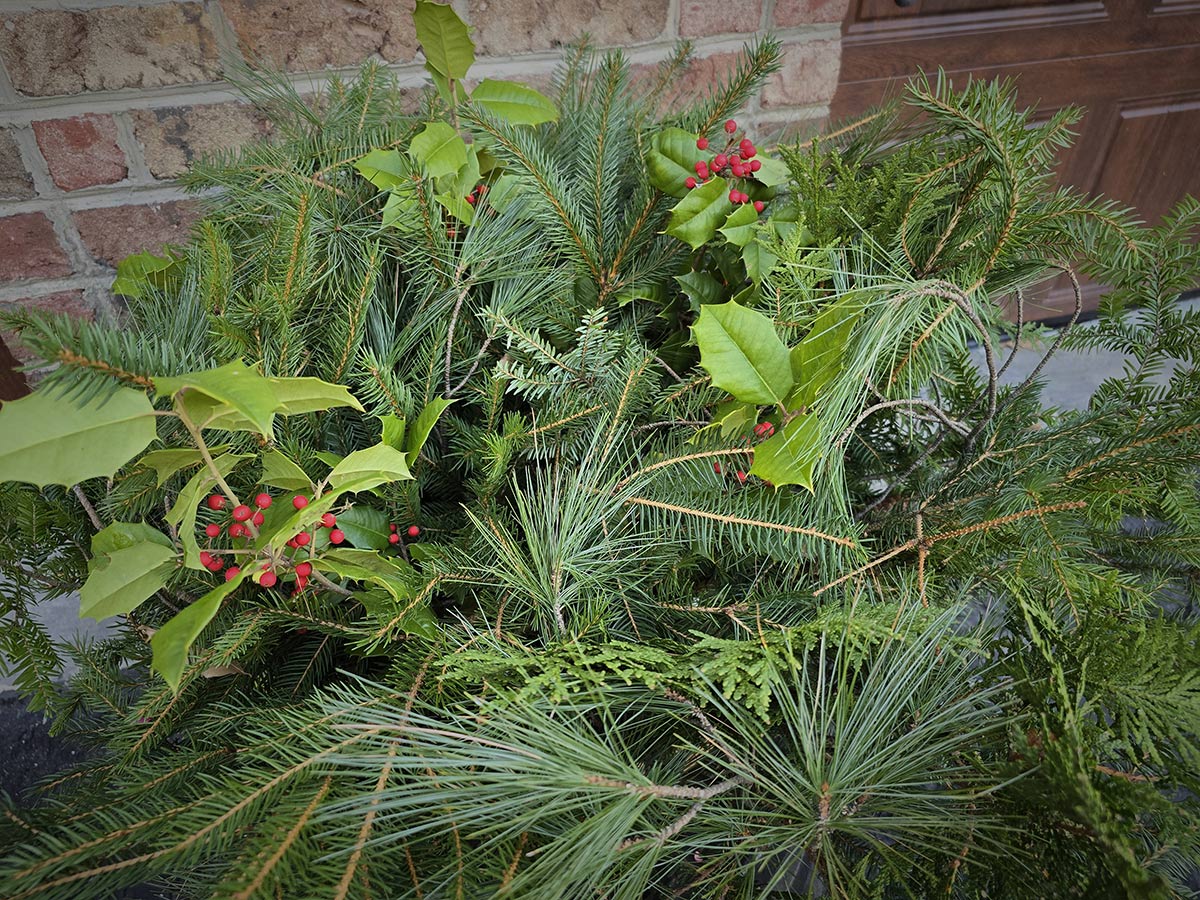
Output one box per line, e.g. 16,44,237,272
832,0,1200,317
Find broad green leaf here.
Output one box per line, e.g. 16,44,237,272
675,271,723,309
408,122,468,179
137,447,222,487
380,415,407,451
167,453,253,570
169,368,361,435
406,398,455,467
487,174,526,212
693,301,793,406
471,79,558,125
750,155,789,187
748,412,823,491
719,203,759,248
269,377,363,416
615,281,666,307
80,523,175,621
438,143,480,199
0,387,157,488
743,238,779,284
152,571,246,691
413,0,475,79
334,506,392,550
321,549,416,603
666,177,733,250
353,149,410,190
690,399,757,444
256,490,344,553
427,66,453,105
436,193,476,225
788,300,862,409
647,128,704,198
354,588,439,639
382,189,419,229
328,443,413,493
259,450,312,492
111,249,181,299
158,360,279,437
314,451,343,468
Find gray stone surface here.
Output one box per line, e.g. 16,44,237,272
0,593,112,692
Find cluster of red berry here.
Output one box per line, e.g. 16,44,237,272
463,183,488,206
388,523,421,544
685,119,766,212
712,419,777,485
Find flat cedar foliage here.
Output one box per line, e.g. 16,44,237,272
2,4,1200,897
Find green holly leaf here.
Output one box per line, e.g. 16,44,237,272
329,444,413,494
647,128,704,198
436,193,476,225
487,174,527,212
788,299,862,409
334,506,392,550
666,177,733,249
750,155,789,187
353,149,410,190
408,122,468,179
80,523,176,621
382,188,419,229
152,571,246,691
111,249,182,299
0,387,158,488
414,0,475,80
322,548,417,602
406,398,455,467
380,415,407,451
259,450,312,492
471,79,558,125
690,399,757,443
137,447,225,487
675,271,724,310
748,412,823,491
693,301,793,406
743,238,779,284
158,360,281,437
268,377,363,416
719,203,759,248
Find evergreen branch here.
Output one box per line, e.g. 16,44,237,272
625,496,858,547
230,776,331,900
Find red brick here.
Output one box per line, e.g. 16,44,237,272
652,51,751,120
773,0,849,27
1,291,92,364
679,0,763,36
73,201,201,268
33,115,128,191
0,214,72,283
762,39,842,109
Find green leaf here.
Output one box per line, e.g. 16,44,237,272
268,377,363,416
487,174,527,212
328,443,413,493
675,271,724,309
690,399,757,444
167,453,253,570
0,387,158,488
353,149,410,190
380,415,407,451
382,188,419,229
158,360,280,437
260,450,312,492
692,301,793,406
413,0,475,80
406,398,455,467
137,447,223,487
788,300,862,409
111,249,181,299
471,79,558,125
321,548,416,604
743,238,779,284
408,122,468,180
334,506,392,550
719,203,759,248
438,143,480,198
748,412,823,491
80,523,176,621
666,177,733,250
647,128,704,198
314,451,343,468
151,572,245,691
750,155,789,187
436,193,476,225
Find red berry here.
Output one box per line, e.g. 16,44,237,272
713,462,722,474
206,494,226,510
320,513,336,528
389,523,398,532
389,533,401,544
329,529,345,545
294,575,308,593
694,161,708,177
251,511,265,526
465,193,476,205
754,200,765,213
232,505,251,522
225,566,240,582
259,570,278,588
731,164,745,177
736,470,747,484
205,523,221,538
407,525,421,538
286,539,298,549
739,192,750,204
477,184,487,196
749,159,761,172
295,562,313,577
292,495,309,510
230,523,247,538
714,153,728,169
684,176,697,189
729,190,740,203
199,551,214,568
724,119,737,134
207,556,224,572
254,492,272,509
294,531,311,547
696,136,709,150
743,145,757,159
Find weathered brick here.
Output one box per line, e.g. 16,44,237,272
33,115,127,191
761,39,841,109
1,291,92,364
649,51,752,121
0,214,72,283
468,0,669,55
132,103,274,179
679,0,763,37
0,4,220,97
73,201,201,268
773,0,849,27
0,130,34,200
222,0,418,70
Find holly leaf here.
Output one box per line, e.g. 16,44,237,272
647,128,704,198
675,271,724,310
0,387,158,488
471,79,558,125
329,443,413,493
719,203,759,248
268,377,363,416
788,299,862,409
750,155,789,187
152,571,246,691
742,238,779,284
666,177,732,249
414,0,475,80
111,249,182,299
137,447,224,487
380,415,407,451
80,523,176,621
382,188,419,229
408,122,468,180
406,398,454,467
693,301,793,406
321,549,416,604
748,412,823,491
158,360,280,437
354,149,410,190
260,450,312,492
334,506,392,550
436,193,476,225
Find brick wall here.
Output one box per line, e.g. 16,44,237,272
0,0,847,366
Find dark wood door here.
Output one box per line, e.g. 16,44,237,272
833,0,1200,317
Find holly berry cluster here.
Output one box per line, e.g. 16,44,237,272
685,119,766,212
712,419,777,485
463,183,488,206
